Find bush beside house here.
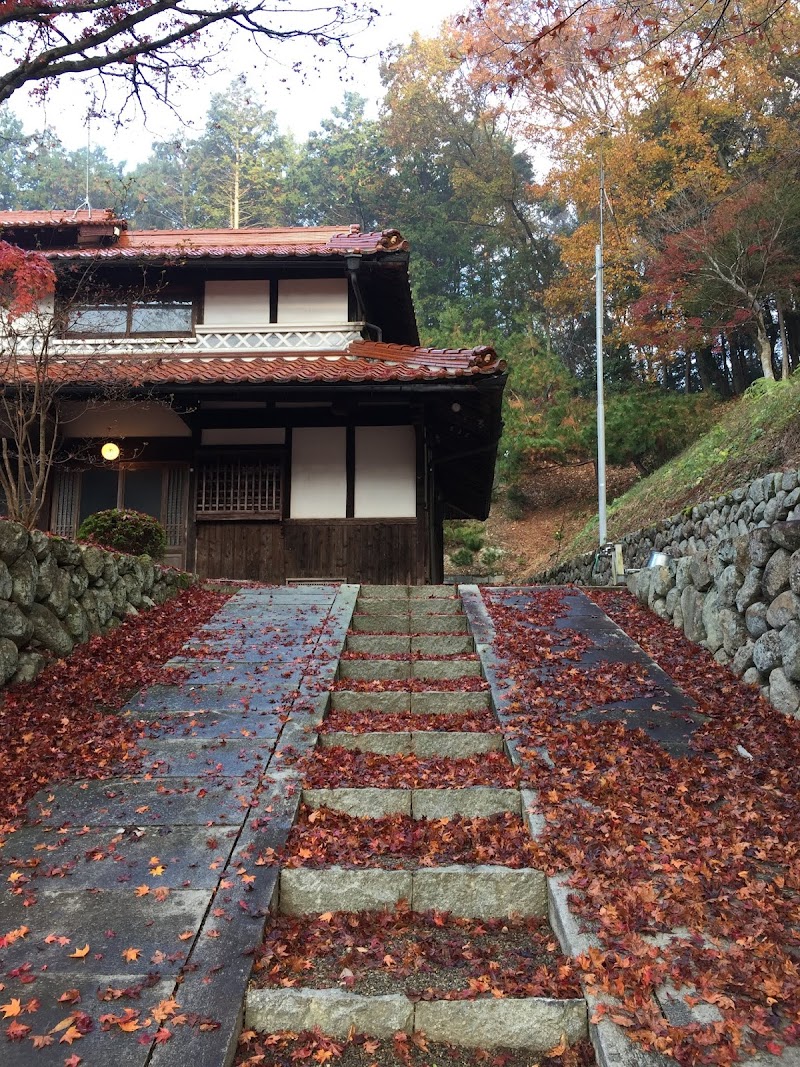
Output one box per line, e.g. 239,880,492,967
0,518,190,686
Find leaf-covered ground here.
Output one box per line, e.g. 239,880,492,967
279,807,539,869
0,586,228,827
298,749,519,790
235,1028,597,1067
251,904,581,1000
330,677,490,692
318,710,498,734
485,587,800,1066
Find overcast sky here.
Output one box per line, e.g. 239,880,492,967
9,0,465,169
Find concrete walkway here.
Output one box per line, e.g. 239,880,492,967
0,584,357,1067
0,582,772,1067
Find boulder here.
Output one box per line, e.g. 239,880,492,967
80,544,106,579
651,565,674,600
28,603,74,657
747,528,776,569
719,608,748,656
0,521,28,565
28,528,50,561
745,601,770,639
763,549,792,600
735,569,762,613
0,601,33,646
731,640,755,675
717,565,740,608
753,630,784,674
701,590,723,653
45,568,72,618
68,568,89,598
0,561,11,602
742,667,763,687
780,620,800,682
63,602,89,641
0,637,19,684
10,550,37,608
681,586,706,643
766,591,800,629
678,559,695,593
789,550,800,596
689,557,712,591
34,554,59,599
781,471,799,493
769,668,800,718
13,650,46,684
770,521,800,551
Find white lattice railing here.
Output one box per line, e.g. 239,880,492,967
23,324,363,358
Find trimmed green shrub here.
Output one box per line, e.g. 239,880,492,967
450,547,475,569
78,508,167,560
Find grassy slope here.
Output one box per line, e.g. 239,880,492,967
563,375,800,559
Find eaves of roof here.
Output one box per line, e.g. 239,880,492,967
38,226,409,261
0,209,124,228
43,340,506,387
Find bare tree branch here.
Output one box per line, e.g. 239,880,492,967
0,0,376,111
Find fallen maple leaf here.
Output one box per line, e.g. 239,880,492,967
1,997,21,1018
121,947,141,963
68,945,90,960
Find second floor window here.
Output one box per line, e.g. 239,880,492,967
66,298,194,337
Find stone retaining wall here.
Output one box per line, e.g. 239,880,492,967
0,519,190,686
534,469,800,718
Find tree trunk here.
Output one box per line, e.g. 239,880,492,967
777,296,790,380
754,305,776,380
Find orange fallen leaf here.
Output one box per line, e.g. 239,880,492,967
59,1025,84,1044
177,930,194,941
121,947,141,962
68,944,90,960
1,997,22,1018
134,885,150,897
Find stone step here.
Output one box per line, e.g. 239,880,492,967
301,785,520,818
330,691,490,713
359,585,454,599
318,730,502,757
350,614,469,634
279,863,547,918
355,597,463,616
343,635,476,656
245,987,587,1050
337,658,482,681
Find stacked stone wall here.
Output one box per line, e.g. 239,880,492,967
0,519,191,686
534,470,800,717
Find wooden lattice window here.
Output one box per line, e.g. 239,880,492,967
196,458,282,518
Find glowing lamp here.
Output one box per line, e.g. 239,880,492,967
101,441,120,461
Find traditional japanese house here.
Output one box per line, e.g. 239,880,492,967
1,210,507,584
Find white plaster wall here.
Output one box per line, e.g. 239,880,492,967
277,279,349,324
203,280,270,326
354,426,417,518
201,428,285,446
290,427,347,518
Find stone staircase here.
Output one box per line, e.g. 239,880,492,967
244,585,589,1053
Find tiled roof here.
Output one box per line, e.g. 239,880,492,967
48,341,505,387
0,209,124,228
26,222,408,260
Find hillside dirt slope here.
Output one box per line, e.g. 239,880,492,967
481,380,800,581
484,462,639,580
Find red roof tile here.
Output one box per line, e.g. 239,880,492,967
46,342,505,387
0,209,124,228
29,223,408,260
